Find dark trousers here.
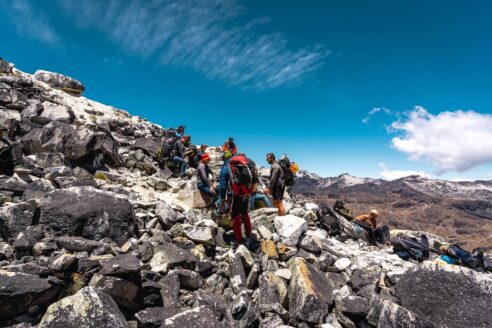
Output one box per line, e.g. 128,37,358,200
373,225,390,244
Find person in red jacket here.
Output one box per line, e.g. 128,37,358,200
228,153,253,248
222,137,237,156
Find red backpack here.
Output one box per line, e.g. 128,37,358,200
229,155,253,196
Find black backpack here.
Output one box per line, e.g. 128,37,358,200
278,155,294,186
160,129,179,160
392,235,430,262
318,204,341,236
246,157,259,184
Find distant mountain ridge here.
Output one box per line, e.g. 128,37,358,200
294,171,492,249
295,171,492,200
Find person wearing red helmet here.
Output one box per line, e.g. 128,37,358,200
196,153,217,196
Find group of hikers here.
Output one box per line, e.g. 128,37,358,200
158,125,299,248
2,122,489,270
321,200,491,272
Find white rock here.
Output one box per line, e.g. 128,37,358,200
273,215,308,247
40,102,74,123
304,202,319,211
334,258,352,271
235,245,254,268
257,225,273,240
274,268,292,281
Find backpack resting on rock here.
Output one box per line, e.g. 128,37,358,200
391,235,430,262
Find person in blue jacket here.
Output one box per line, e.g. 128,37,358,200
217,150,232,212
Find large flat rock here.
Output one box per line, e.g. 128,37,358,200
39,186,135,245
395,262,492,328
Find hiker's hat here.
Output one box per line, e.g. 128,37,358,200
369,209,379,218
201,153,211,161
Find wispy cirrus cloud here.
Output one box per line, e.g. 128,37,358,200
57,0,328,90
362,107,392,124
1,0,59,46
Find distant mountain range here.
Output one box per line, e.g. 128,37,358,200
293,172,492,249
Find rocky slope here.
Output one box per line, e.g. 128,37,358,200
294,172,492,249
0,57,491,328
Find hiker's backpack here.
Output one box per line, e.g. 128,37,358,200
391,235,430,262
245,157,259,184
160,129,179,161
186,145,197,157
450,245,483,269
278,155,295,186
229,155,252,196
318,204,341,236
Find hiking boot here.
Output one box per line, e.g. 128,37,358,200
244,238,253,250
230,240,241,250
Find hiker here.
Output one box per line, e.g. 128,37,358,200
197,144,207,159
278,154,296,199
176,125,186,138
0,125,14,176
185,144,199,169
354,209,390,245
172,135,190,177
249,177,273,210
390,234,430,262
264,153,286,216
333,200,354,221
218,150,232,213
439,244,489,270
196,153,217,197
228,153,253,247
222,137,237,156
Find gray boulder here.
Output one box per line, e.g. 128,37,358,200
150,243,197,273
13,225,44,251
288,257,334,323
134,137,162,157
39,186,135,245
183,225,216,246
0,57,14,74
135,307,175,328
100,253,141,276
155,201,180,229
377,300,435,328
39,102,75,124
89,273,140,311
55,236,101,252
348,265,382,299
0,269,61,319
395,262,492,328
37,286,128,328
34,70,85,95
21,121,75,155
0,201,37,240
160,305,224,328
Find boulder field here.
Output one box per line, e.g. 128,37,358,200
0,58,491,328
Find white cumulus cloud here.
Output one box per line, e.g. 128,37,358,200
378,163,430,180
390,106,492,173
57,0,328,90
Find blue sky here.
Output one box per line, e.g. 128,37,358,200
2,0,492,180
